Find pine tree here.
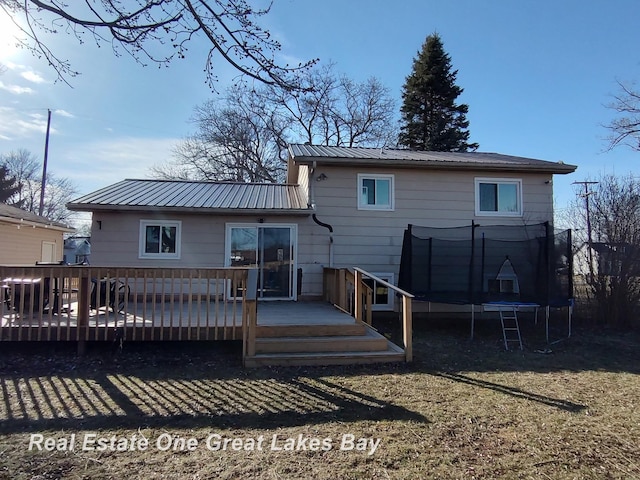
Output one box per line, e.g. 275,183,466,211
399,33,478,152
0,165,21,205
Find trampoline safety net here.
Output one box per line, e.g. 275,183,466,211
397,222,572,307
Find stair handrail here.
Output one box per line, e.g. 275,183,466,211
354,267,414,362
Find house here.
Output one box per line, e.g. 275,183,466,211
63,236,91,264
66,145,577,311
0,203,74,265
575,241,640,278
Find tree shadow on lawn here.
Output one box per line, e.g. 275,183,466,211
431,371,586,413
0,342,427,435
374,312,640,376
2,313,638,435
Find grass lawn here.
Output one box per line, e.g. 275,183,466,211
1,314,639,479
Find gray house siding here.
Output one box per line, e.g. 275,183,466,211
69,146,573,302
304,165,555,287
89,211,329,298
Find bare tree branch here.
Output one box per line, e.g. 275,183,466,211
570,174,640,328
1,0,317,90
152,65,397,183
605,80,640,152
0,149,78,222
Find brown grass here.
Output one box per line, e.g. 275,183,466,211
1,314,639,479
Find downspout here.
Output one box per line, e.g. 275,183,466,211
308,160,335,268
312,214,334,268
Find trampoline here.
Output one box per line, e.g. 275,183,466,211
398,221,573,344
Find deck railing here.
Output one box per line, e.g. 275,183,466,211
242,269,258,366
1,265,258,352
323,267,373,323
323,267,414,362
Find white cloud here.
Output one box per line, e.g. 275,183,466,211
54,109,74,118
0,107,58,140
20,70,46,84
58,136,181,195
0,80,33,95
2,61,20,70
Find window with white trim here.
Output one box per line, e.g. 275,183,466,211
139,220,181,259
363,273,395,311
475,178,522,216
358,174,394,210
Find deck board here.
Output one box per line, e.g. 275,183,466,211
256,301,357,326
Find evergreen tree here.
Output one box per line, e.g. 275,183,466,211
0,165,21,205
399,33,478,152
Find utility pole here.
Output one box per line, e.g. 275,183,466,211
39,109,52,217
573,180,599,278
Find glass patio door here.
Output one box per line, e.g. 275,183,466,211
227,225,295,299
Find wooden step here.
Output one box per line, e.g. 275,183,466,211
254,328,388,354
255,322,367,338
244,341,406,367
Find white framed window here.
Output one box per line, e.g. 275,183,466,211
358,174,394,211
475,178,522,216
139,220,181,259
363,273,395,311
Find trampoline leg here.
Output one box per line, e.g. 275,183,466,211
545,306,550,343
470,304,475,340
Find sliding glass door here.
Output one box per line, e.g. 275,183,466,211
227,224,296,300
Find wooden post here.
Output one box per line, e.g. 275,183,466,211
322,268,328,302
77,270,91,356
402,295,413,362
337,269,347,311
243,269,258,365
354,269,362,322
365,285,373,325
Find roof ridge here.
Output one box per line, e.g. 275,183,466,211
122,178,298,186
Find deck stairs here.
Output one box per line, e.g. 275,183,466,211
243,302,406,367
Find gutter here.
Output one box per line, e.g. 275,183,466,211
293,158,577,175
0,216,74,233
65,204,313,216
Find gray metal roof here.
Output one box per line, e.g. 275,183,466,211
67,179,311,215
288,144,577,174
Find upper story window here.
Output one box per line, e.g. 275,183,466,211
475,178,522,216
358,174,394,211
139,220,181,259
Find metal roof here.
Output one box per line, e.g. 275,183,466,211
67,179,311,215
288,144,577,174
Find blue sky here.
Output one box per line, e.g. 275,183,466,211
1,0,639,227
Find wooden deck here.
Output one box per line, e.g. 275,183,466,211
1,300,359,331
1,299,405,365
1,265,412,367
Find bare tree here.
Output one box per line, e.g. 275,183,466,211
605,80,640,152
267,63,398,147
1,149,78,222
570,174,640,328
153,65,397,182
0,0,317,89
152,84,288,182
